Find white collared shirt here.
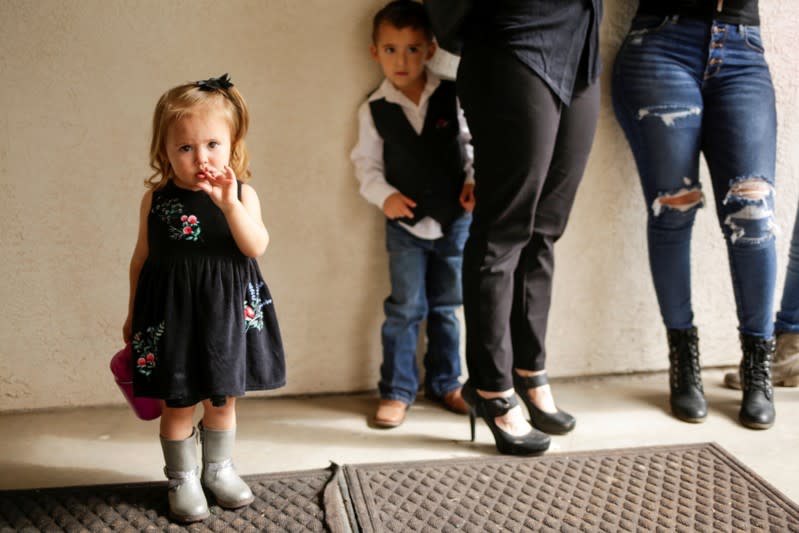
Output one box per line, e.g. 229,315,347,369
350,70,474,240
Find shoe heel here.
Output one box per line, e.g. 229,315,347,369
462,381,549,455
469,409,476,442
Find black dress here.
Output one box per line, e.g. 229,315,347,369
131,180,285,407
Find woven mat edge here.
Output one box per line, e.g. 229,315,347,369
703,442,799,517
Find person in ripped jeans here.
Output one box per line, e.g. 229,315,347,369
612,0,778,429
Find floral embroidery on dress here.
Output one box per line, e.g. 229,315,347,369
244,282,272,332
132,321,165,376
177,214,201,240
152,197,202,241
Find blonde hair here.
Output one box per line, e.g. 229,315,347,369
147,79,251,190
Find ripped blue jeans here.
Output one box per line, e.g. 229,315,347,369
612,15,777,337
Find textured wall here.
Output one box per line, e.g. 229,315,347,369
1,1,798,411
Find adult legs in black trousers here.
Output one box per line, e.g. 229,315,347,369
457,43,599,439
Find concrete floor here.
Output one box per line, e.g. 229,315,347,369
1,369,797,504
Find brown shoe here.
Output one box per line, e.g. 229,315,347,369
373,399,408,428
724,331,799,389
440,387,470,415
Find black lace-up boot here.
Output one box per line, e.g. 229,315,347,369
739,334,775,430
667,327,707,423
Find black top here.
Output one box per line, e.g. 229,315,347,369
369,81,466,229
463,0,603,105
637,0,759,25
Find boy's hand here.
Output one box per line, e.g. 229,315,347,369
460,183,475,213
383,192,416,220
197,164,238,210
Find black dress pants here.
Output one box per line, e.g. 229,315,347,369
457,43,599,392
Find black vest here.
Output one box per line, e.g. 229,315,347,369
370,81,466,229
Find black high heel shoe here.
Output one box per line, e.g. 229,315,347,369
462,382,550,455
513,372,576,435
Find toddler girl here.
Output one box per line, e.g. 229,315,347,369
123,74,285,522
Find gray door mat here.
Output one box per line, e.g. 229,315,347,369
343,442,799,532
1,443,797,532
0,466,347,533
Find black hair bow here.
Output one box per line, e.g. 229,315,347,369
196,73,233,91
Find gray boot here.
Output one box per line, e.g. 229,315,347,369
724,332,799,389
200,423,254,509
161,429,210,523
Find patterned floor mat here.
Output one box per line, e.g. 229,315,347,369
344,443,799,532
2,443,797,532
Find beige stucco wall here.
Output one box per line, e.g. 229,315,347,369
1,0,798,412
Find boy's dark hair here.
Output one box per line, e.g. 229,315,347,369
372,0,433,43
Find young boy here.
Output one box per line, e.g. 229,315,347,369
350,0,475,428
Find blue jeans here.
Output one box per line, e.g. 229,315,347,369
776,200,799,333
380,214,471,404
612,15,777,337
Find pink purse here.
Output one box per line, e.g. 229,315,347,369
110,343,162,420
